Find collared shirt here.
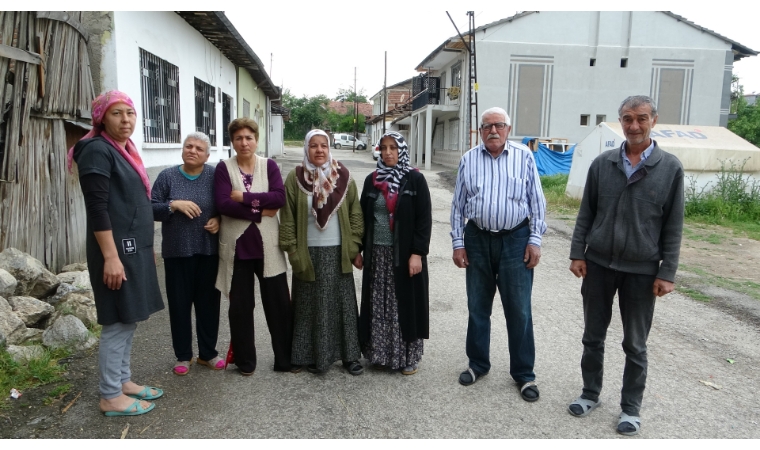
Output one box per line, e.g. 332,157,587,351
621,140,654,179
450,141,547,249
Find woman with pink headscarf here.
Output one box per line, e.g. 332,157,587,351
69,90,164,417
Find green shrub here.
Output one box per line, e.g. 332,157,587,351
685,158,760,223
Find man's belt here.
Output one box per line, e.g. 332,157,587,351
472,217,529,236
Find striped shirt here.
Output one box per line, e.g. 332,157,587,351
450,141,547,249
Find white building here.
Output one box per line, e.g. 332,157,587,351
366,78,413,146
84,11,282,167
409,11,757,169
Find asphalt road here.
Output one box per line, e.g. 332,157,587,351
5,146,759,439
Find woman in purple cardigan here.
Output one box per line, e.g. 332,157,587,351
214,117,293,376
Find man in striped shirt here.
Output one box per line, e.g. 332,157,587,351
450,106,547,402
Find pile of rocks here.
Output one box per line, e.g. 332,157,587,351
0,248,98,364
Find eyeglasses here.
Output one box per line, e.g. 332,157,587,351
481,122,508,131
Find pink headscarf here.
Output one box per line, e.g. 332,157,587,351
67,90,151,198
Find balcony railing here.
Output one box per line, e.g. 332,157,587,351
412,75,440,111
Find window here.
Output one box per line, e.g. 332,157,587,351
194,78,216,146
590,58,596,67
397,124,409,131
449,119,459,151
451,62,462,88
621,58,628,68
515,65,545,136
580,115,590,126
596,114,606,125
222,93,233,146
139,48,180,143
243,99,250,118
433,122,444,150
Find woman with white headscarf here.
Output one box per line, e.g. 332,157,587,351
357,131,431,375
279,129,364,375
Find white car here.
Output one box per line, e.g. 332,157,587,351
333,133,366,150
372,144,381,161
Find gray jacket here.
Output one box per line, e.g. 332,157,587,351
569,142,684,282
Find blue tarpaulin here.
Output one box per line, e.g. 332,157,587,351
522,137,575,176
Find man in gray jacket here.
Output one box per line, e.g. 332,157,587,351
567,95,684,436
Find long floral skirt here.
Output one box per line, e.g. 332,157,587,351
291,245,361,371
362,245,423,369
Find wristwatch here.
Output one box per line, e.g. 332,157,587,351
168,200,174,214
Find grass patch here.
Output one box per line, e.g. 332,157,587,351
679,263,760,301
0,348,71,410
284,140,304,147
540,174,581,216
44,383,72,405
676,286,711,302
685,216,760,241
682,226,726,245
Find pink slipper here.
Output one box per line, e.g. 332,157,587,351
197,356,225,370
173,360,191,376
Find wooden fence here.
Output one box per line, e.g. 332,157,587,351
0,11,93,272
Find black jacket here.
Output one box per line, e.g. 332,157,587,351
359,170,432,343
569,142,684,281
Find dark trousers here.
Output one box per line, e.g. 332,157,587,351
464,220,536,382
229,259,292,373
164,255,221,362
580,259,657,416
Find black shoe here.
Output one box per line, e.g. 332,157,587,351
458,368,486,386
342,360,364,376
306,364,322,374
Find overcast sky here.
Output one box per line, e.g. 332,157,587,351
226,5,760,99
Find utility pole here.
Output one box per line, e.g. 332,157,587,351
382,51,387,134
353,67,357,153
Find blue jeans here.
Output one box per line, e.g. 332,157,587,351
464,220,536,382
580,259,656,416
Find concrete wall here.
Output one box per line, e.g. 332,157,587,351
81,12,114,96
236,67,269,156
474,11,733,144
92,12,238,167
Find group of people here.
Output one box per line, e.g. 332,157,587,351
69,89,683,437
449,100,683,437
69,90,432,417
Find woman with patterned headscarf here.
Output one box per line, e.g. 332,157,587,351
279,129,364,375
357,131,432,375
69,90,164,416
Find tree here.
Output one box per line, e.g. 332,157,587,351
729,97,760,147
335,87,367,104
728,76,760,147
282,90,331,139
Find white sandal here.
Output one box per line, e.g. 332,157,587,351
617,412,641,436
568,396,601,417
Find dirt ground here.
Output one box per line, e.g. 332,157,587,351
2,168,759,438
678,223,760,282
